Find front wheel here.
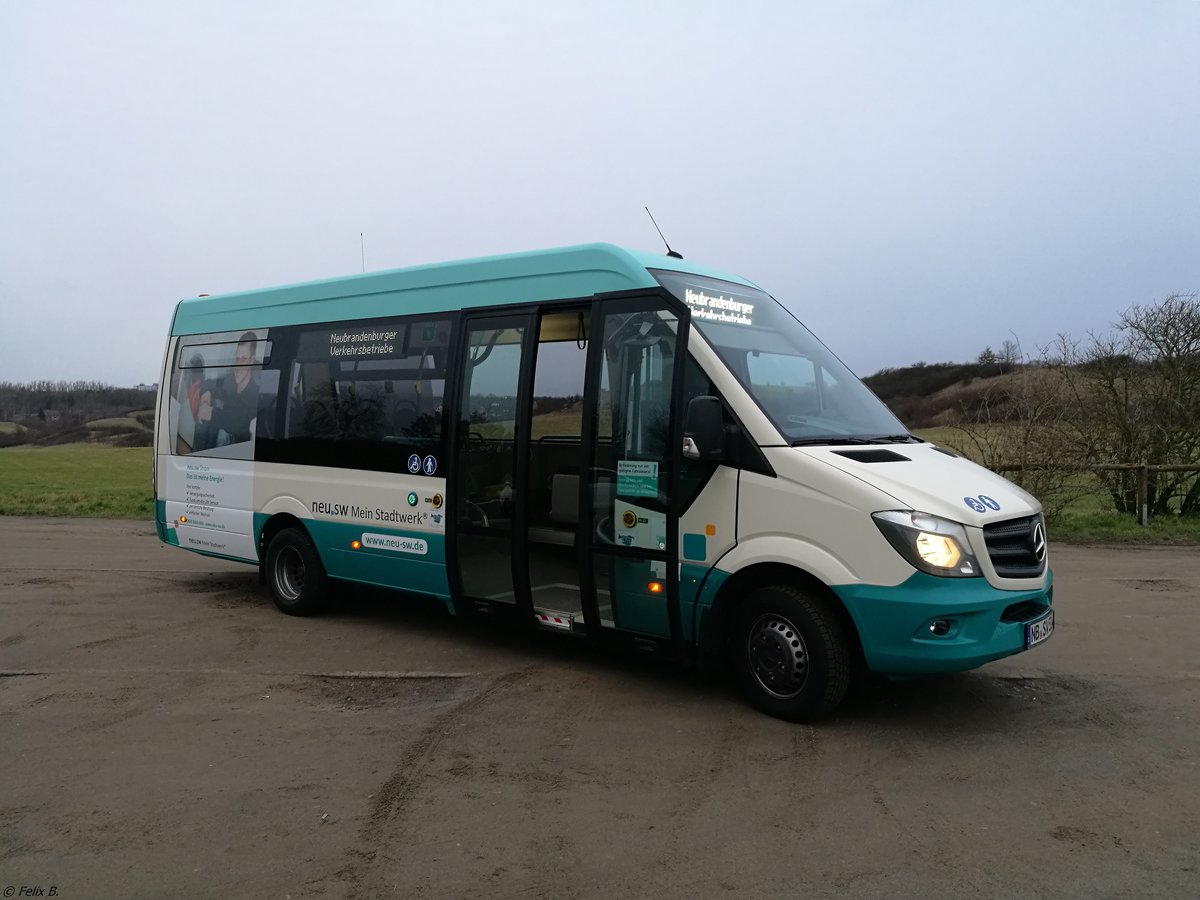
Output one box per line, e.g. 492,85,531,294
265,527,331,616
732,584,852,722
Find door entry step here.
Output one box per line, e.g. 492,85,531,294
534,608,577,630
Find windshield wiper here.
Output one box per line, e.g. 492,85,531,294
790,437,877,447
790,434,924,447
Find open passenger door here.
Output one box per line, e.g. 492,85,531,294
449,296,688,651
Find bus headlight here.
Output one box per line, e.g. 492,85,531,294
872,511,981,578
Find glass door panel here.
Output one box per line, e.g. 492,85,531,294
525,309,590,623
587,306,681,638
455,317,528,603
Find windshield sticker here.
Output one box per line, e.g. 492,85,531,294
964,495,1001,513
617,460,659,498
684,288,755,326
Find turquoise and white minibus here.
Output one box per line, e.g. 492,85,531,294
154,244,1054,720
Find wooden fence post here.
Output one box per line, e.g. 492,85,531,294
1137,465,1149,526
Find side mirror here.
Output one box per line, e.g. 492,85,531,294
684,395,725,461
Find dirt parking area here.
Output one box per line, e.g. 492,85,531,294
0,517,1197,899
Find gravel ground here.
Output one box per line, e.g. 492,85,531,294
1,517,1197,899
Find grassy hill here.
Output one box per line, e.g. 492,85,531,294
863,361,1019,429
0,382,155,448
32,410,156,448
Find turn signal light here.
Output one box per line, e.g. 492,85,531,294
351,540,361,549
179,515,187,523
647,581,664,594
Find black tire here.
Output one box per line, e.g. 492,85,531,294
732,584,852,722
264,527,331,616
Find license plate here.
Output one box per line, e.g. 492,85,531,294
1026,609,1054,649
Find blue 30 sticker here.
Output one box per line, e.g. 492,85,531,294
407,454,422,474
964,495,1001,513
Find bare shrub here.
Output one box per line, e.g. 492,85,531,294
941,363,1092,521
1054,292,1200,517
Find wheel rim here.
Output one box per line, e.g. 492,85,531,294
747,613,809,699
273,545,305,602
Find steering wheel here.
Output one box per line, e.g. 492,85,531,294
465,500,489,527
594,514,614,546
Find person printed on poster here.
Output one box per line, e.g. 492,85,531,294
195,333,260,449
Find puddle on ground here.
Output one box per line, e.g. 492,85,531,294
1114,578,1190,593
277,673,467,711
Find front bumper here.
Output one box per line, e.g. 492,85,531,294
832,569,1054,675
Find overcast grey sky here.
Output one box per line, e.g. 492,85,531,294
2,1,1197,386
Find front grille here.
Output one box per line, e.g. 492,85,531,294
983,515,1047,578
1000,600,1049,623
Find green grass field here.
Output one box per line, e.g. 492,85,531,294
1,441,1196,542
0,444,153,518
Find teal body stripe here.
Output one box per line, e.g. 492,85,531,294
832,569,1055,674
170,244,759,337
681,562,732,644
306,519,451,603
155,499,168,542
249,512,452,607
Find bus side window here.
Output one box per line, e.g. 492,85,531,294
261,315,452,473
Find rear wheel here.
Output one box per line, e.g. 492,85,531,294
732,584,852,722
265,527,331,616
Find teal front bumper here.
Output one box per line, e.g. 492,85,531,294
832,569,1054,675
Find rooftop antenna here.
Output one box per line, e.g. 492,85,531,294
644,207,683,259
360,232,366,272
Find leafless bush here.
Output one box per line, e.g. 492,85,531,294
1053,292,1200,516
941,363,1092,520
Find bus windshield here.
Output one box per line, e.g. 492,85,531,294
652,270,909,445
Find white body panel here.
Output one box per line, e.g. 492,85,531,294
799,443,1041,528
730,453,914,588
727,447,1049,590
685,330,1047,593
254,463,448,536
679,466,738,567
162,455,257,560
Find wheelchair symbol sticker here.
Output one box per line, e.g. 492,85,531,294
407,454,421,474
423,455,438,476
964,495,1001,513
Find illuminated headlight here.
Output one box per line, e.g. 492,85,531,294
872,510,981,578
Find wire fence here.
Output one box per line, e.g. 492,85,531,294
993,463,1200,526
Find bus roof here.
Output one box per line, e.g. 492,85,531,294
170,243,760,336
